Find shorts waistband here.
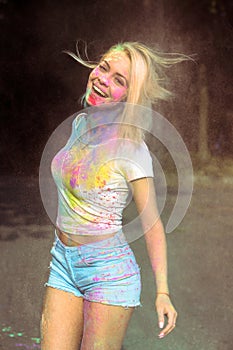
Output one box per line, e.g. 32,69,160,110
54,229,127,252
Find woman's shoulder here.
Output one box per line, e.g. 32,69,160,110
73,112,87,126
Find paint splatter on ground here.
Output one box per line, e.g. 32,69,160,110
1,325,40,349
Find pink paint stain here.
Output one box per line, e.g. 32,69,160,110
93,276,101,282
16,344,40,349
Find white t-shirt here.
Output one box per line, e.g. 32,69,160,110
51,112,154,235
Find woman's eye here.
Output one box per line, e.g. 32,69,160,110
99,64,107,72
115,78,125,87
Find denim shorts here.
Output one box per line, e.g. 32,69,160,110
45,230,141,308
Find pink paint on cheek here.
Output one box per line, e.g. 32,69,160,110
111,88,127,102
92,67,100,78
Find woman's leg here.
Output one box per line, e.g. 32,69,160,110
81,300,134,350
41,287,84,350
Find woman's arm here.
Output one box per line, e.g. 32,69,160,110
130,177,177,338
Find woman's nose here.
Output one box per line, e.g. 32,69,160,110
99,74,110,87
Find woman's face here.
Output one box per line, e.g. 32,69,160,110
85,51,131,106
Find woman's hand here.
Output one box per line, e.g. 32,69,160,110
155,294,177,338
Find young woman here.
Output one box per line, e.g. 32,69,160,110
41,42,187,350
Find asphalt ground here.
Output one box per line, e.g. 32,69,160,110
0,176,232,350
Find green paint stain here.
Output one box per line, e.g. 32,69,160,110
2,327,12,332
31,337,40,344
1,325,40,345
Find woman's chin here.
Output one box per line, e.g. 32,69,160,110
86,91,114,106
87,97,111,106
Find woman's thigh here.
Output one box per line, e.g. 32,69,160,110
41,287,84,350
81,300,134,350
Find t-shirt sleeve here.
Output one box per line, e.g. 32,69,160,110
116,141,154,182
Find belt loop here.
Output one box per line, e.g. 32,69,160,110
116,229,125,245
77,246,82,255
54,229,59,242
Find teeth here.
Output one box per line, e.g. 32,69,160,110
93,85,107,97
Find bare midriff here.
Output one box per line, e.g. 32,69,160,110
56,228,117,247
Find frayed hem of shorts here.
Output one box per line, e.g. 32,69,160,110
83,297,142,309
44,283,142,309
44,283,84,299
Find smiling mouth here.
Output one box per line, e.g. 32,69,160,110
92,85,108,98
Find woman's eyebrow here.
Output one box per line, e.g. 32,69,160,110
103,60,110,69
103,60,128,84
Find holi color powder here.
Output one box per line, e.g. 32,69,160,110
1,325,41,349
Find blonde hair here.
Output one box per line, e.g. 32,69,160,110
64,41,191,141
